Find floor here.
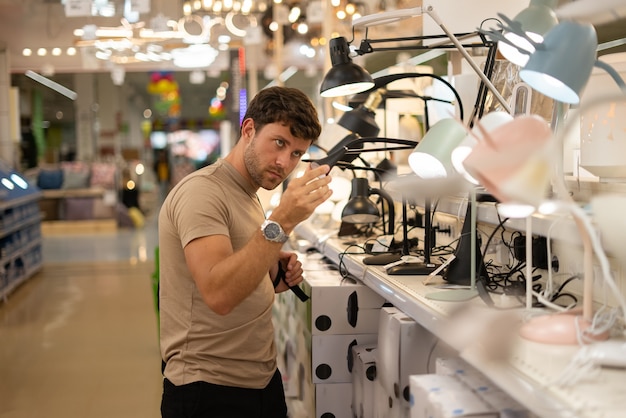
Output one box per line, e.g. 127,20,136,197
0,211,163,418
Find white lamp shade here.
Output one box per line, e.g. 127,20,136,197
328,176,352,202
409,118,466,179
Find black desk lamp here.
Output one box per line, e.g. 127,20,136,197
341,177,395,236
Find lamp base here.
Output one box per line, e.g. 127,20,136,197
425,288,478,302
519,312,610,345
363,253,402,265
386,262,439,275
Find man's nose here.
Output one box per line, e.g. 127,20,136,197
275,150,292,168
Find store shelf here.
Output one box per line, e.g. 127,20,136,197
295,220,626,418
0,192,43,302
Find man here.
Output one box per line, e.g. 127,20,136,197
158,86,332,417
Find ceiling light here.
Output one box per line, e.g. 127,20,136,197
190,70,206,84
37,48,47,56
22,48,32,56
297,22,308,34
52,48,62,56
171,44,218,68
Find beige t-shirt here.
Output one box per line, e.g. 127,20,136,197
158,159,277,389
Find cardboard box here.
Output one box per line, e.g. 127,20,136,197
409,374,497,418
306,271,386,335
312,333,378,383
377,307,438,406
351,344,378,418
315,383,353,418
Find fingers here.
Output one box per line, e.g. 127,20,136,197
282,253,303,286
305,164,330,181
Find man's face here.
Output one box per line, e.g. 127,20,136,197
243,121,311,190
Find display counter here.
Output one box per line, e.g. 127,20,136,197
295,211,626,418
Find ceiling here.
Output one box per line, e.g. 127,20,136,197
1,0,626,125
0,0,327,123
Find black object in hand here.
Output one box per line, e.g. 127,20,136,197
275,262,309,302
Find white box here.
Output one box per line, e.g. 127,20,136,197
435,358,529,417
435,357,472,377
351,344,378,418
312,333,378,383
409,374,497,418
315,383,353,418
455,368,499,398
374,379,403,418
306,272,386,335
377,307,438,407
479,389,529,418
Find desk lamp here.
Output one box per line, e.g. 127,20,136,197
443,112,514,291
341,177,395,237
483,19,626,105
310,137,418,170
320,36,374,98
337,90,382,138
383,118,467,280
482,16,626,344
320,5,511,114
496,0,559,67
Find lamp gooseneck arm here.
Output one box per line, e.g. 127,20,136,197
361,73,465,121
309,137,418,170
370,187,395,235
424,6,512,113
594,60,626,93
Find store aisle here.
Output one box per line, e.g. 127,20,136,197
0,214,162,418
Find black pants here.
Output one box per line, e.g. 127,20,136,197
161,369,288,418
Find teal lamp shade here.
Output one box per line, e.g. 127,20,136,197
408,119,467,179
520,21,597,104
498,0,559,67
320,37,375,98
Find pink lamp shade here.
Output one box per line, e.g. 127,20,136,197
451,111,514,184
462,115,553,209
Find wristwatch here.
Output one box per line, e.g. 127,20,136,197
261,219,289,244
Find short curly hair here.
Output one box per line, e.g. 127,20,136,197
240,86,322,142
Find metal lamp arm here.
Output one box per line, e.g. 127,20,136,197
351,5,511,113
307,137,418,169
360,73,465,121
370,187,396,235
424,6,512,113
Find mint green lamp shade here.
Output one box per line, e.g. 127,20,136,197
520,21,597,104
408,119,467,179
498,0,559,67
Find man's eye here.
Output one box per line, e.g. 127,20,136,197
292,151,303,158
275,139,285,147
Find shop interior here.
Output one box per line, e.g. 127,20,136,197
1,0,626,417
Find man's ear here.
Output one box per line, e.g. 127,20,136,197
241,118,255,140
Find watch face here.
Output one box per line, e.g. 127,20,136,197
265,222,281,239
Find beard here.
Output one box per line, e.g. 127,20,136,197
243,138,283,190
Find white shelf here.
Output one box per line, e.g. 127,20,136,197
295,221,626,418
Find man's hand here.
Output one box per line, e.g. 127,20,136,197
270,164,333,233
272,251,304,293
